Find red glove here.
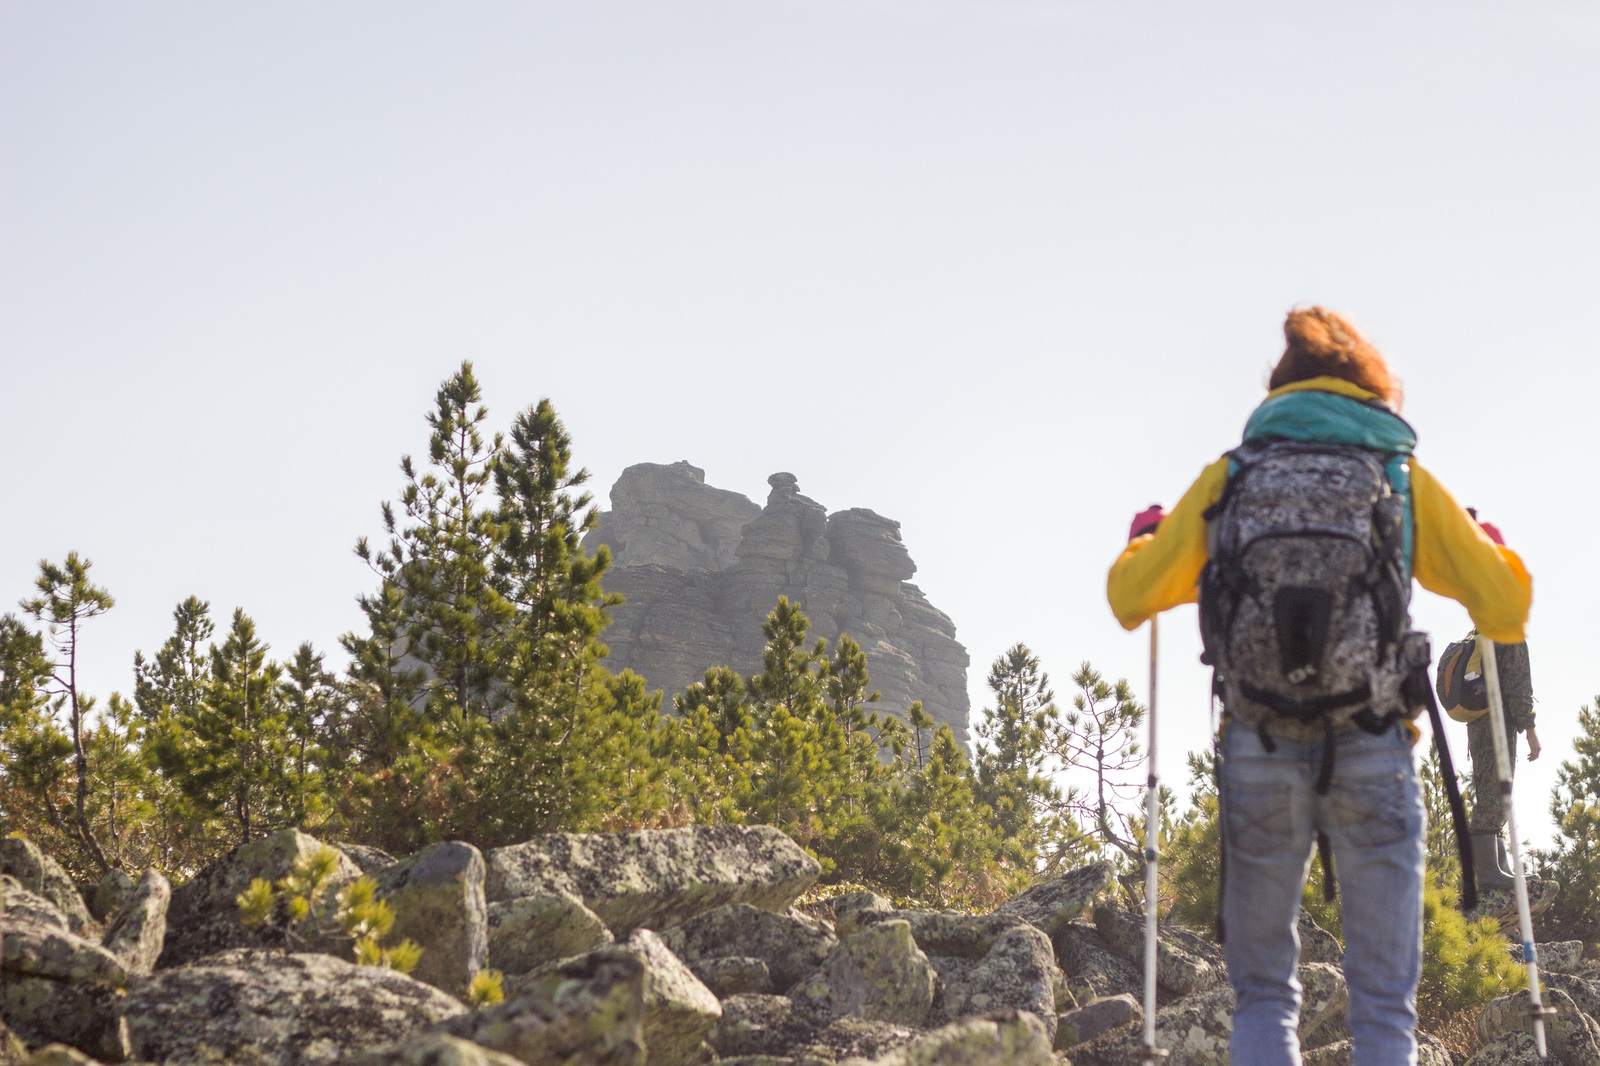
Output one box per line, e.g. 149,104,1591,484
1478,519,1505,546
1129,505,1166,541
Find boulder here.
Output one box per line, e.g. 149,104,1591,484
835,1009,1054,1066
659,904,836,992
1090,905,1224,997
1464,1032,1541,1066
90,868,136,923
830,892,893,939
99,868,169,977
795,1017,921,1063
0,1021,23,1065
372,841,487,995
1,976,129,1062
0,840,92,935
937,925,1057,1040
486,890,613,977
433,945,646,1066
1054,920,1143,1004
339,842,399,873
2,877,71,931
23,1046,101,1066
122,948,464,1066
709,995,796,1058
1477,985,1600,1064
791,920,937,1027
992,862,1114,939
1511,940,1585,974
690,956,773,997
1298,909,1343,965
156,828,362,968
1473,879,1560,936
3,917,129,987
1545,972,1600,1025
1068,985,1236,1066
1056,994,1140,1050
1304,1036,1454,1066
484,825,819,935
855,909,1027,960
1297,961,1349,1050
340,1033,528,1066
621,929,721,1066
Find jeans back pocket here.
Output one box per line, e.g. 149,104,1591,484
1224,780,1295,859
1327,772,1414,849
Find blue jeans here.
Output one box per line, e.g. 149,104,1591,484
1220,719,1425,1066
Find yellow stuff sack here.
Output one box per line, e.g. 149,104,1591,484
1436,634,1490,723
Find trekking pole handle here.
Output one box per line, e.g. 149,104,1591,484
1478,634,1549,1059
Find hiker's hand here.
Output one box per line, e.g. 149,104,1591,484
1129,505,1166,541
1526,728,1541,762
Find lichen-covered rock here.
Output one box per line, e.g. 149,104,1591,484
1055,993,1140,1050
486,890,613,977
122,948,464,1065
937,925,1056,1040
340,1033,528,1066
0,1021,24,1066
0,840,92,936
1069,985,1235,1066
992,862,1114,939
709,995,796,1058
338,842,399,873
791,921,936,1027
1544,972,1600,1026
1090,905,1224,997
99,868,169,977
1510,940,1585,974
2,876,71,931
1053,920,1143,1004
620,929,720,1066
433,945,646,1066
855,909,1027,961
1298,908,1343,965
1464,1031,1540,1066
836,1009,1054,1066
830,893,894,940
659,904,835,992
156,828,362,968
90,868,136,923
1297,961,1349,1050
3,917,129,987
690,956,773,997
484,825,820,936
795,1017,921,1063
1476,986,1599,1065
2,976,129,1062
1472,878,1560,936
23,1045,101,1066
372,841,487,995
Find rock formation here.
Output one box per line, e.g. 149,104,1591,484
585,462,971,744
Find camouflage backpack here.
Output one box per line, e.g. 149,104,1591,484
1199,438,1420,756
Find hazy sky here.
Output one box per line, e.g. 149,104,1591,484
3,2,1596,848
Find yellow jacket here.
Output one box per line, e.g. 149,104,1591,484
1106,378,1533,643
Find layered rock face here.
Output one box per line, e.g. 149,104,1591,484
585,462,971,744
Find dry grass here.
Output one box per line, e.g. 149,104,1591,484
1428,1004,1484,1060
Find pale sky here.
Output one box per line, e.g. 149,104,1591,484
3,2,1596,849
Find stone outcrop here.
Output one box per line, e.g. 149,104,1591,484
790,920,938,1027
433,946,647,1066
836,1009,1055,1066
156,828,362,968
621,929,722,1066
0,841,93,936
123,949,465,1065
485,825,820,935
991,861,1114,939
584,463,971,744
486,890,614,977
659,903,836,993
99,868,170,977
1056,993,1141,1049
371,841,488,996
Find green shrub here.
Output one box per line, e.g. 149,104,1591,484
1416,880,1523,1026
237,845,422,972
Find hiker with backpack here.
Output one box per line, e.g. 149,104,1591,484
1107,307,1532,1066
1435,515,1540,893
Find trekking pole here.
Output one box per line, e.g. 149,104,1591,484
1143,615,1166,1063
1478,633,1555,1058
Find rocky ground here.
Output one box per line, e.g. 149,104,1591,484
1,827,1594,1065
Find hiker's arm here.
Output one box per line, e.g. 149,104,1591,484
1106,457,1229,630
1410,461,1532,644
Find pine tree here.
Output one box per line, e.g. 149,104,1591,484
1534,697,1600,943
973,644,1061,870
0,612,73,852
21,553,116,871
1046,663,1146,865
134,596,215,722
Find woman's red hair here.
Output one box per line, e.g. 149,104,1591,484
1269,307,1401,408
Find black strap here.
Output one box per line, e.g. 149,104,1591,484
1241,681,1373,723
1215,738,1227,944
1315,716,1337,795
1422,682,1478,910
1317,831,1337,902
